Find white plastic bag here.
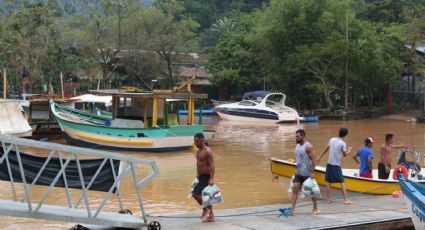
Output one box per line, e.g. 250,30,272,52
287,176,295,193
187,178,199,198
302,178,321,198
201,184,223,207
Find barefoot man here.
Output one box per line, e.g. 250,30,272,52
192,133,216,222
378,134,408,179
318,128,352,204
290,129,319,215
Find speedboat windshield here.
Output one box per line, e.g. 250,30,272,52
265,94,286,110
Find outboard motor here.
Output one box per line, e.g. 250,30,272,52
398,148,422,179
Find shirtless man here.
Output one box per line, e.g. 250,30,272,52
192,133,215,222
378,134,407,179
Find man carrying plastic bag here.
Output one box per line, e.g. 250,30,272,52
289,129,320,215
191,133,217,223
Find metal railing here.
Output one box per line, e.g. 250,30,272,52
0,135,160,228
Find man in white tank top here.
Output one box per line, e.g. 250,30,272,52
290,129,319,215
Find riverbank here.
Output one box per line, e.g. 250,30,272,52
303,109,420,121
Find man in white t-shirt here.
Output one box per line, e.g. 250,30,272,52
318,128,352,204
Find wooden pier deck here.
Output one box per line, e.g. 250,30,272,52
152,195,413,230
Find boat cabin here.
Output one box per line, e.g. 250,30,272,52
240,91,288,110
90,90,208,128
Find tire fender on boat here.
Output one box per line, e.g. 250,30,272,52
392,164,408,180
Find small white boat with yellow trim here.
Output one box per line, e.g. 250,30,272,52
270,150,425,195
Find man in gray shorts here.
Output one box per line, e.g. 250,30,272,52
290,129,319,215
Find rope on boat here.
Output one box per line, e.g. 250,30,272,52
148,183,399,219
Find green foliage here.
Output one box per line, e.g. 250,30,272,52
208,14,262,94
357,0,425,24
145,0,200,88
0,0,423,110
2,3,62,92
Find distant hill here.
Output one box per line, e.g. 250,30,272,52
0,0,154,17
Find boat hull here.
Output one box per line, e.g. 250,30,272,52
403,194,425,230
50,101,205,152
399,176,425,230
63,133,191,152
270,158,425,195
216,111,298,123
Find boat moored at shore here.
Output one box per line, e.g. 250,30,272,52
270,157,425,195
50,89,209,152
214,91,299,123
398,174,425,230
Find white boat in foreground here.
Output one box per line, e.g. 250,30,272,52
398,174,425,230
214,91,299,123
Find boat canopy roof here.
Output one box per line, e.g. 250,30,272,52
71,94,112,106
90,90,208,99
243,91,271,100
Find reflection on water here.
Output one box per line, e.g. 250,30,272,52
1,117,425,227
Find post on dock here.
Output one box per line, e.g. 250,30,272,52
60,71,64,99
3,68,6,99
191,99,195,125
199,102,203,125
176,102,180,125
112,97,118,119
187,98,192,125
164,100,168,126
144,99,149,128
152,98,158,127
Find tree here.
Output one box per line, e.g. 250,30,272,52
396,6,425,78
120,5,163,89
3,3,62,93
103,0,140,49
208,14,262,97
211,17,235,37
144,0,199,89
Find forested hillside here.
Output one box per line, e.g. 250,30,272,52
0,0,424,110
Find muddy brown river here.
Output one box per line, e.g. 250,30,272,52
0,117,424,228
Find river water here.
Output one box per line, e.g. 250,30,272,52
0,117,424,228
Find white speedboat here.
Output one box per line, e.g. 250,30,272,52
214,91,299,123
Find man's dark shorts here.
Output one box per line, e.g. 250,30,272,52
378,162,391,179
325,164,344,183
193,174,210,196
292,174,310,184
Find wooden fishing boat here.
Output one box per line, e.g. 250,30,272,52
50,89,209,152
398,174,425,230
270,158,425,195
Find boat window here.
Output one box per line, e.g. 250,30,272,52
238,101,257,106
265,94,286,109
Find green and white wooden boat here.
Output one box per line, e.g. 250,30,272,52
50,90,208,152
